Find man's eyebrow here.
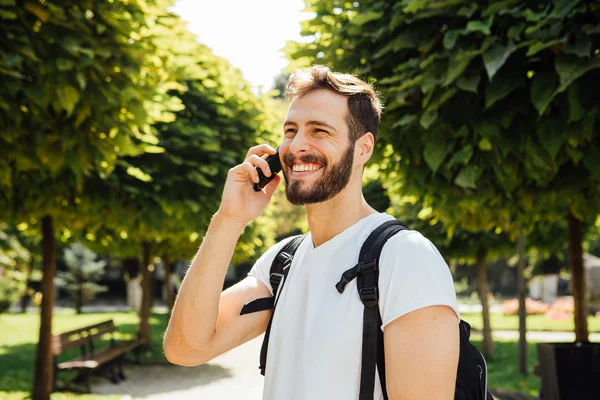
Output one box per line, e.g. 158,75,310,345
283,120,337,132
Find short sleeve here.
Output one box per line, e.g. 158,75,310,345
247,236,296,296
378,230,459,330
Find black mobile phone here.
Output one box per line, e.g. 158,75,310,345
253,147,282,191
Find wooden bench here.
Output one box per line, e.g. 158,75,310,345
52,320,146,393
490,388,538,400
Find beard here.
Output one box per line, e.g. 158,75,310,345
282,141,355,205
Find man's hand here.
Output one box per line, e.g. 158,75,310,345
218,144,281,224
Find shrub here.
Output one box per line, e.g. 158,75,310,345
546,297,574,320
0,277,20,313
501,298,550,316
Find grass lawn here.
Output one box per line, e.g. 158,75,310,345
470,335,541,396
0,310,169,400
2,309,593,399
461,311,600,332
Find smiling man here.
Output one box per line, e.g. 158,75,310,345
163,66,460,400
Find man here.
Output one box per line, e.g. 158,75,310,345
164,66,460,399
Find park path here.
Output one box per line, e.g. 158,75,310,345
93,330,600,399
94,335,265,400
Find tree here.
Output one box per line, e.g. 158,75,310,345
286,0,600,347
57,243,107,314
0,1,182,398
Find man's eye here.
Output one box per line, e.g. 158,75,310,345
285,130,297,135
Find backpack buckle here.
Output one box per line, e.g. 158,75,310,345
276,251,292,265
270,273,284,292
359,287,378,308
357,260,377,274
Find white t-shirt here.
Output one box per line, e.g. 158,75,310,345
248,212,459,400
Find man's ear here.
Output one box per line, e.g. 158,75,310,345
356,132,375,166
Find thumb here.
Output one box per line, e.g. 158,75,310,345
263,174,281,198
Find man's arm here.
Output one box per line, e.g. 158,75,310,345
163,144,281,366
384,305,459,400
163,214,272,366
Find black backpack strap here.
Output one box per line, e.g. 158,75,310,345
258,234,305,375
239,236,303,315
337,220,408,400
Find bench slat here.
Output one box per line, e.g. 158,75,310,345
57,339,145,370
52,320,115,355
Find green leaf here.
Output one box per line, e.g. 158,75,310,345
507,23,525,40
187,171,214,188
482,41,516,80
485,72,522,109
392,115,417,128
57,85,80,116
554,54,600,93
456,74,480,93
127,166,153,182
350,11,383,26
25,1,49,22
466,17,493,35
583,146,600,174
0,9,17,19
420,110,438,129
0,67,24,79
538,119,566,159
143,145,165,154
551,0,576,18
445,51,477,86
479,138,492,151
526,40,563,56
423,140,450,173
564,36,592,58
447,145,473,169
566,84,584,122
443,30,462,50
454,166,481,189
56,58,75,71
530,71,559,115
0,0,17,6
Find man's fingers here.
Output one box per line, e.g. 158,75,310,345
245,144,276,160
241,162,260,183
263,174,281,198
246,154,271,177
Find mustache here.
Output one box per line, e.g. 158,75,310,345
282,152,328,166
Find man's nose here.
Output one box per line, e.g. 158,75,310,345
288,130,310,155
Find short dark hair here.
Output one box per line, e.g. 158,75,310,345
285,65,384,143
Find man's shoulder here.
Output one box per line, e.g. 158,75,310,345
379,228,445,263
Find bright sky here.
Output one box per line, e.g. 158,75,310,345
171,0,310,92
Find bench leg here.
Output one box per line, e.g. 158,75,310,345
83,370,91,393
118,356,126,381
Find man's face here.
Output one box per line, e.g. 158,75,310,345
280,90,357,205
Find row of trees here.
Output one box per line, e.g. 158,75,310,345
0,1,283,399
285,0,600,371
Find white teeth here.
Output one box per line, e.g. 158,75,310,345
293,163,320,172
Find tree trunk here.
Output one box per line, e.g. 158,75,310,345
32,215,56,400
568,211,589,342
138,242,152,347
75,286,83,315
517,231,528,375
20,262,33,313
163,254,174,313
475,244,494,357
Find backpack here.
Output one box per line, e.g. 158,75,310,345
240,220,493,400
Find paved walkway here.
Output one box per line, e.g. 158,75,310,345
92,329,600,399
94,336,265,399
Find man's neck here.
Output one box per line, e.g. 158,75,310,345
305,179,377,248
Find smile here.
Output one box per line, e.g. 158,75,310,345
292,163,323,172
